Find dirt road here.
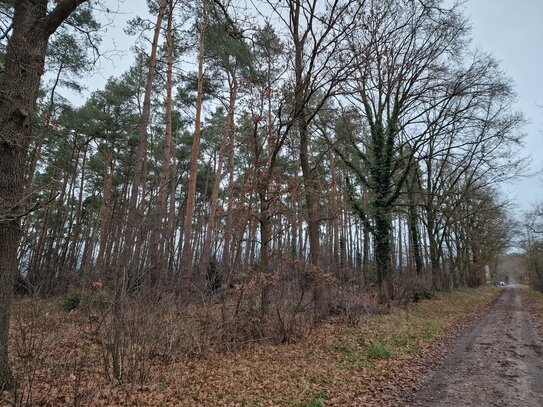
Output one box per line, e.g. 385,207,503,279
411,287,543,407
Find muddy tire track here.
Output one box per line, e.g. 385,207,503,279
410,287,543,407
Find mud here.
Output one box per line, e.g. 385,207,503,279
410,287,543,407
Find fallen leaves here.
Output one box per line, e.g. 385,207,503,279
7,286,499,406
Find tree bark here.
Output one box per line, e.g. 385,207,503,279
259,190,272,315
180,0,208,295
374,204,394,302
408,204,423,274
95,150,114,281
119,0,167,289
291,0,326,319
0,0,87,390
149,0,174,288
198,74,237,289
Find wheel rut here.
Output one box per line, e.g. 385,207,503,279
410,287,543,407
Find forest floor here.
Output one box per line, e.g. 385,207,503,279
2,285,518,406
408,286,543,407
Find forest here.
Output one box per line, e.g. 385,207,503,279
0,0,541,404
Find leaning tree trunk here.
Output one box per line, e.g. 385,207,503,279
0,0,88,390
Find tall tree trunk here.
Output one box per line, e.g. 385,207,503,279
112,0,166,379
149,0,174,288
259,192,272,315
95,152,114,280
292,1,325,318
427,209,442,289
397,215,403,272
165,148,178,279
0,0,88,390
66,144,88,276
181,0,208,295
27,183,56,287
362,220,370,282
374,203,394,302
408,204,423,274
330,155,340,271
198,74,238,288
221,120,237,269
118,0,166,287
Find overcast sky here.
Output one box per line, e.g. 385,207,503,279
465,0,543,215
75,0,543,215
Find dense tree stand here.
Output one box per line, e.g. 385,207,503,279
0,0,530,394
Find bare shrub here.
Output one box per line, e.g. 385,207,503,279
79,264,397,387
86,290,184,384
7,299,88,407
176,267,317,354
392,269,435,305
331,286,378,326
10,300,53,406
272,278,314,343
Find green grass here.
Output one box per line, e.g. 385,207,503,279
325,287,499,369
327,340,371,370
295,391,327,407
524,285,543,303
367,342,391,359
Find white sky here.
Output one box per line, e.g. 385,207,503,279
465,0,543,214
73,0,543,215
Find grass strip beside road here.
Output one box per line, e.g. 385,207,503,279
523,285,543,341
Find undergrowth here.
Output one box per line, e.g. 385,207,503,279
7,286,499,406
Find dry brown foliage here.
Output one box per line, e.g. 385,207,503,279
2,286,498,406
